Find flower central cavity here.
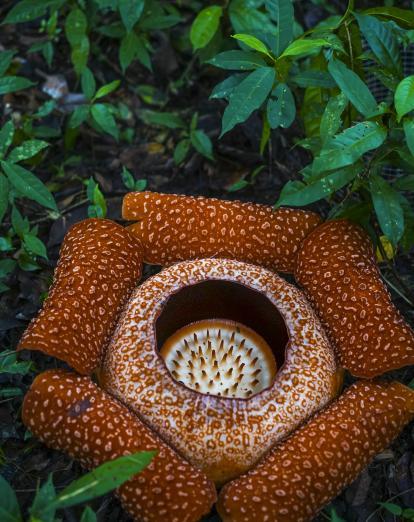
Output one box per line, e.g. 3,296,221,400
160,319,277,398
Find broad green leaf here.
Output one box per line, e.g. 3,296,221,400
190,5,223,51
266,83,296,129
328,57,377,117
121,166,135,190
30,474,56,522
221,66,275,136
355,14,400,72
120,31,139,72
207,50,267,70
80,507,97,522
71,35,89,75
264,0,294,55
134,35,152,71
23,233,48,259
312,122,386,174
0,474,22,522
276,165,359,207
227,178,249,192
134,179,147,191
232,34,272,57
0,351,32,375
65,8,88,47
395,76,414,121
362,7,414,29
320,92,347,143
95,80,120,100
81,67,96,100
370,174,404,245
48,452,155,511
279,38,332,58
91,104,119,141
68,105,89,128
1,161,57,211
11,205,30,237
229,0,275,36
394,174,414,191
174,139,190,165
210,73,248,100
290,70,336,88
0,175,9,223
0,50,15,76
3,0,60,24
140,110,185,129
8,140,49,163
403,118,414,156
190,129,214,160
379,502,403,516
0,76,34,95
0,120,14,157
329,507,346,522
119,0,145,33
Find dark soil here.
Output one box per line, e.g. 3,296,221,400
1,1,413,521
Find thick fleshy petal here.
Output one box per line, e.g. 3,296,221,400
295,219,414,377
18,219,143,374
217,380,414,522
123,191,322,273
22,370,217,522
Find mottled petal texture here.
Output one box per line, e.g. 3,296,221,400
123,191,322,273
217,380,414,522
18,219,143,374
295,219,414,377
22,370,217,522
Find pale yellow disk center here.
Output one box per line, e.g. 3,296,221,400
160,319,277,398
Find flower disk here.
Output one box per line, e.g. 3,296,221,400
123,191,322,273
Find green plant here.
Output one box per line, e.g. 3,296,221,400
0,451,155,522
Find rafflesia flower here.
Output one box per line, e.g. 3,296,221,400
19,192,414,522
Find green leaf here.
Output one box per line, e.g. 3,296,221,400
3,0,60,25
355,13,400,72
81,67,96,100
190,5,223,51
279,38,332,58
403,118,414,156
0,50,15,76
11,205,30,238
210,73,247,100
227,179,249,192
65,8,88,47
190,130,214,160
0,76,34,95
266,83,296,129
276,165,359,207
0,474,22,522
264,0,294,56
394,174,414,191
328,57,378,117
121,166,135,190
0,258,16,278
207,50,267,70
221,66,275,136
80,506,97,522
23,233,48,259
0,350,32,375
141,110,185,129
329,507,346,522
71,35,90,75
1,161,57,211
320,92,347,144
91,104,119,141
8,140,49,163
30,475,56,522
395,76,414,122
370,174,404,245
174,139,190,165
379,502,403,516
68,105,90,128
48,452,155,511
134,179,147,191
0,120,14,157
119,32,151,72
119,0,145,33
232,34,272,57
95,80,120,100
362,7,414,29
0,175,9,223
290,70,336,88
312,122,386,174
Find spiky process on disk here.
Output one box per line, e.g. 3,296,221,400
101,258,340,484
18,219,143,375
217,380,414,522
295,219,414,378
23,370,217,522
122,191,322,273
